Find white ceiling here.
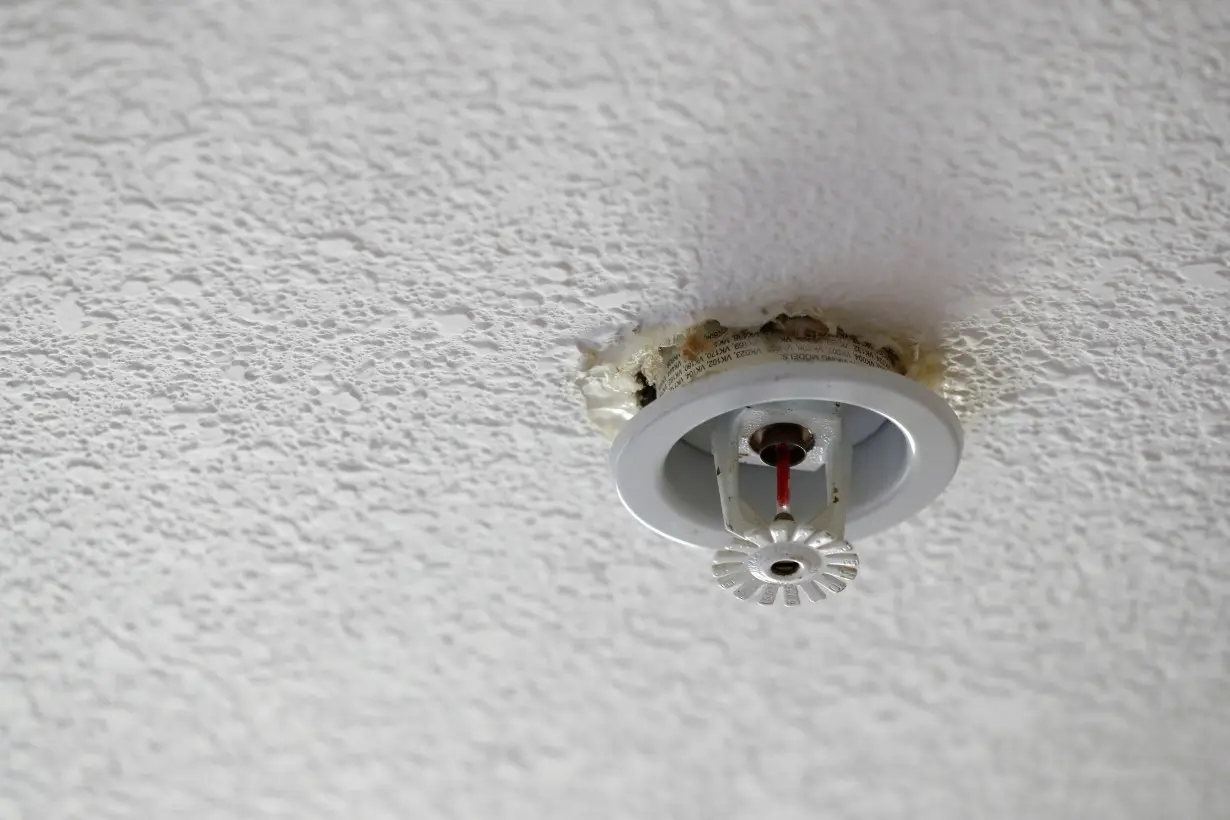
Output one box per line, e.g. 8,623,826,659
2,0,1229,817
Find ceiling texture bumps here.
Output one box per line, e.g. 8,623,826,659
1,1,1229,818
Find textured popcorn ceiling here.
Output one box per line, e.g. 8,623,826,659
2,0,1229,818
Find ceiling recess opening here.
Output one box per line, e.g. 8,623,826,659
600,316,963,607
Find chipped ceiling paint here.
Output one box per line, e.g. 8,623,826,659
2,1,1229,818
